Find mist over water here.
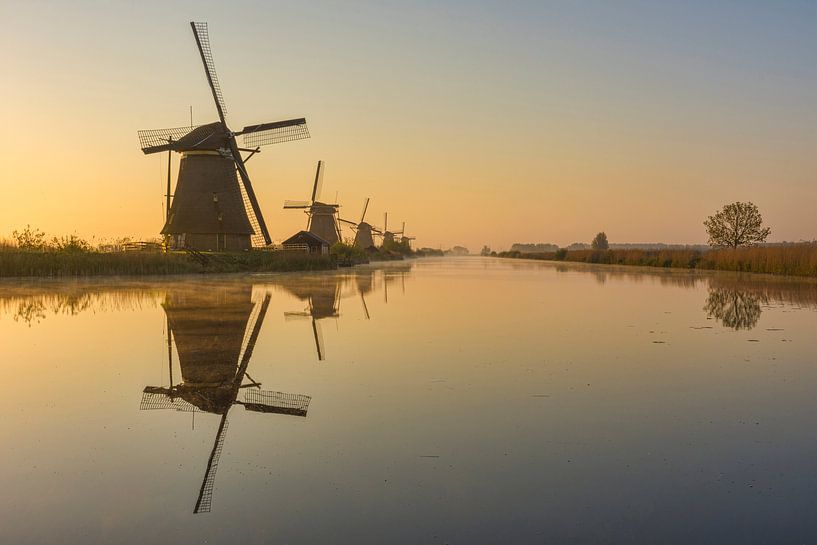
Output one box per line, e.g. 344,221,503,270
1,258,816,544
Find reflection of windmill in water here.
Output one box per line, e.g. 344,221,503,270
282,280,342,361
382,264,411,303
283,161,342,245
354,270,376,320
140,285,311,513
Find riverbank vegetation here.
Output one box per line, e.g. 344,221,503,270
0,226,336,278
0,246,336,278
498,202,816,278
498,244,817,277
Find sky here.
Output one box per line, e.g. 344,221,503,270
1,0,815,251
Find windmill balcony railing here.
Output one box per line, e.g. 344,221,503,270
281,243,311,253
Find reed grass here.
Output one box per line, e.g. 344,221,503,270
700,245,817,277
0,248,336,278
498,244,817,277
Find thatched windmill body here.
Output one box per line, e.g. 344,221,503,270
283,161,341,245
339,198,378,250
138,22,309,251
140,286,311,513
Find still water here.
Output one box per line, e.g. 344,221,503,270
1,257,816,544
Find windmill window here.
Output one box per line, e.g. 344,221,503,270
212,193,219,203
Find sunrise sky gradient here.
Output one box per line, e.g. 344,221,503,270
1,0,815,250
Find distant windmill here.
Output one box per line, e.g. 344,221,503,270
380,212,395,246
283,161,341,245
140,287,310,513
338,198,377,250
138,22,309,250
396,222,415,248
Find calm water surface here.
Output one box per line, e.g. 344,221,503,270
1,257,816,544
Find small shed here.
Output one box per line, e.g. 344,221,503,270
282,231,330,255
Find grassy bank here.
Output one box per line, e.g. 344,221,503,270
0,248,336,278
498,244,817,277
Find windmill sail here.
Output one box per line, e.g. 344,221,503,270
234,165,269,248
138,125,205,154
237,294,270,370
194,414,229,514
140,389,198,412
359,198,370,224
240,119,309,147
311,319,325,361
191,22,228,122
242,390,311,416
311,161,325,202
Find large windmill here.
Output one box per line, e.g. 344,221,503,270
138,22,309,251
140,286,311,513
338,198,377,250
283,161,342,245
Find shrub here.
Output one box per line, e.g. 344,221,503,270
330,241,368,262
12,225,48,250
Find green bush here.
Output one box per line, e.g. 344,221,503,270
330,241,368,262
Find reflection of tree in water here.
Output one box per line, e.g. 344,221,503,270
7,292,147,326
703,288,766,330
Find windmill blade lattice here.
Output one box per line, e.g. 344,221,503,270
242,390,311,416
137,125,204,154
241,119,310,147
311,161,325,202
191,22,228,119
194,414,229,514
359,198,370,224
283,200,311,209
235,175,267,247
139,389,197,412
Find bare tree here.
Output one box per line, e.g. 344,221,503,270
591,232,609,250
704,202,771,248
